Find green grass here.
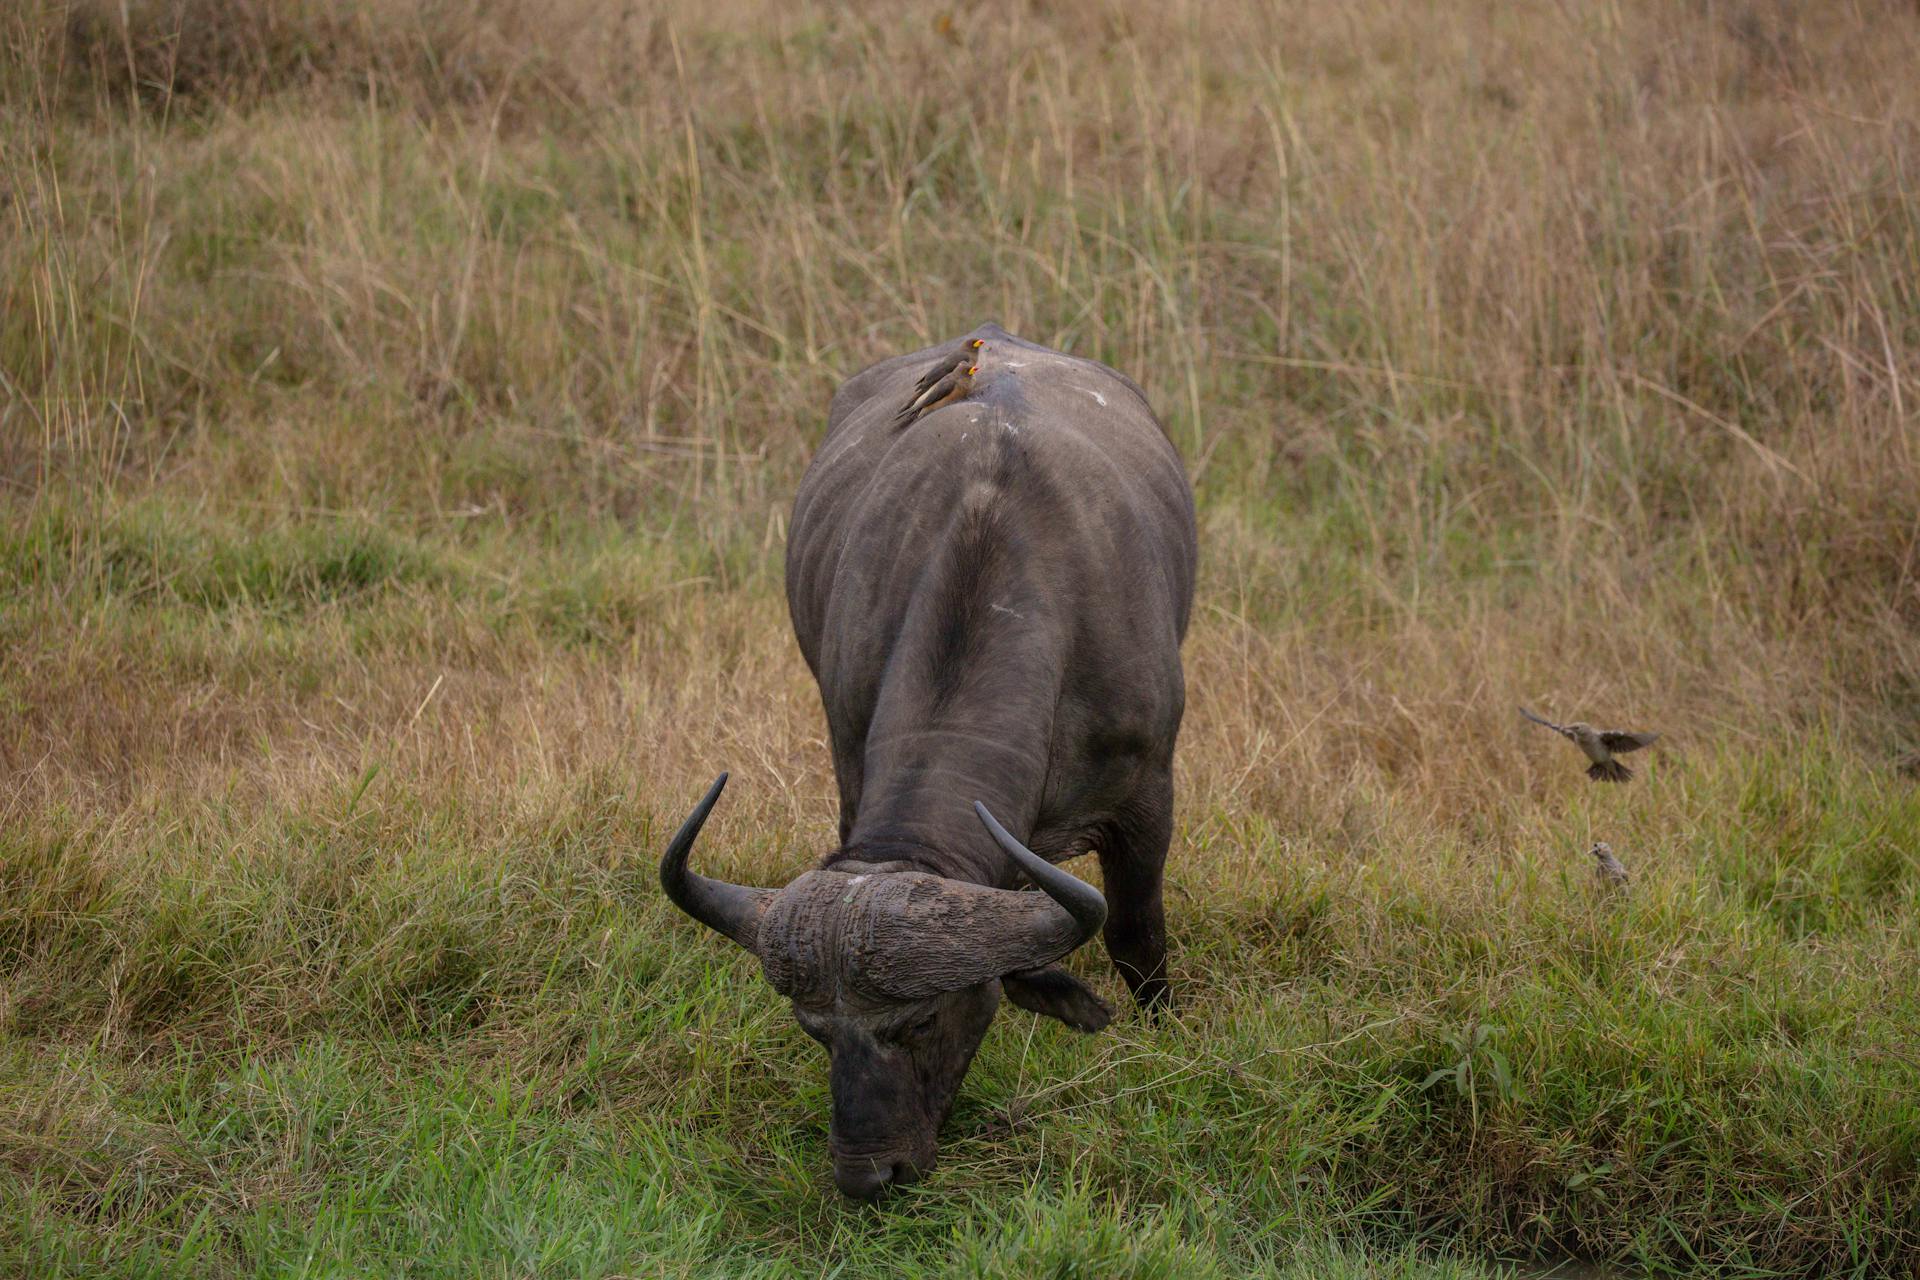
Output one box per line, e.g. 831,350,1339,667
3,672,1915,1275
6,0,1920,1274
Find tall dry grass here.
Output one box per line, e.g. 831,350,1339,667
8,0,1920,819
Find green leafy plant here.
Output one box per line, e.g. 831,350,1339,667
1419,1022,1516,1131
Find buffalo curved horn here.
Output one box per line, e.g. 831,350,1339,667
659,773,774,953
973,801,1107,945
847,808,1109,998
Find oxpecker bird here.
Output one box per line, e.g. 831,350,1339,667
1520,706,1660,782
896,342,983,426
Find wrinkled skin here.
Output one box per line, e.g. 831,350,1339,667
662,323,1196,1199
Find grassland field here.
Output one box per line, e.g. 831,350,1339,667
4,1,1920,1276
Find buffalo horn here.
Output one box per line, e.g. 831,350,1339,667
659,773,774,952
973,801,1107,946
846,811,1110,998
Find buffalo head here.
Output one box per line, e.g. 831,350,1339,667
659,774,1111,1199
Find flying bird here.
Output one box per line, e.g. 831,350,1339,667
1519,706,1660,782
896,341,984,427
1589,841,1629,888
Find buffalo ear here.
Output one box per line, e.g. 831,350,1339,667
1001,966,1113,1033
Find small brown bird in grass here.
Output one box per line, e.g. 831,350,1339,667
1590,841,1630,888
896,341,984,427
1519,706,1660,782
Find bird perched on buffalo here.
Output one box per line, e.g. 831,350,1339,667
895,339,984,427
1519,706,1660,782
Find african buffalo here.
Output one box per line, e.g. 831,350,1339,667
661,322,1197,1199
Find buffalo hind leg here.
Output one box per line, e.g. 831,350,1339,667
1096,772,1174,1012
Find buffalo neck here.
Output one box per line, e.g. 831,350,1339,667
835,511,1065,890
843,722,1053,887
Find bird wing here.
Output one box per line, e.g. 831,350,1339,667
907,356,964,401
915,372,959,407
1600,730,1659,754
1518,706,1570,736
896,369,957,424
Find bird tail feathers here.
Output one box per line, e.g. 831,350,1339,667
1588,760,1632,783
